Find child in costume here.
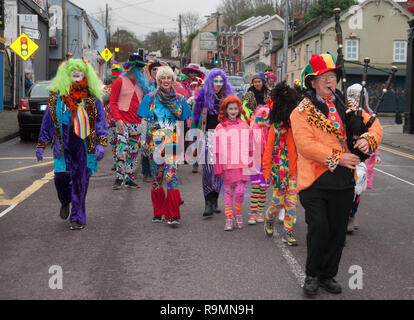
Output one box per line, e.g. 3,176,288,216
263,82,300,246
248,104,271,225
214,96,252,230
36,59,108,230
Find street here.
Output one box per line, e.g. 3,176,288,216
0,135,414,300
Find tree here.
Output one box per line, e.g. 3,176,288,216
144,31,178,58
181,12,203,37
305,0,358,21
112,29,143,48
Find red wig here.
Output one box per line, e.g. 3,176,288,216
218,95,249,126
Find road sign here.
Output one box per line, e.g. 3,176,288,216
100,48,112,62
9,33,39,61
21,27,41,40
115,48,119,53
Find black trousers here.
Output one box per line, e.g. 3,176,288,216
299,187,354,279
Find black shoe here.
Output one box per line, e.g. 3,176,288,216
303,276,319,296
70,222,85,230
125,180,140,188
152,216,163,223
112,178,123,190
211,197,221,214
167,217,180,225
202,200,214,217
59,204,70,220
319,278,342,294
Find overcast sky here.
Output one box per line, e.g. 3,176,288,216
70,0,223,40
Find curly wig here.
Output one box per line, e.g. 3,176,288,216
268,81,301,128
217,95,249,126
193,68,234,124
47,59,102,100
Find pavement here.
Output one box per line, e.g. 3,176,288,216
1,108,413,152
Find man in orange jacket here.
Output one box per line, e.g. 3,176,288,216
290,53,383,296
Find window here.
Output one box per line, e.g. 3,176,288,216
305,44,311,62
394,41,407,62
315,40,320,55
291,48,296,61
345,39,359,61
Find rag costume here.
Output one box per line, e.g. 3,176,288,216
110,54,149,186
193,69,234,217
138,87,192,222
290,53,383,281
36,59,108,229
214,117,252,230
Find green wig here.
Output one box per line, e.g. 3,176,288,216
47,59,102,101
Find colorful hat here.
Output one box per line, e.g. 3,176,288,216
293,79,301,88
252,73,266,84
301,52,341,89
181,65,204,78
123,53,147,72
110,62,123,78
145,57,167,78
265,71,277,82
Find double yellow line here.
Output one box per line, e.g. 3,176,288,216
379,145,414,160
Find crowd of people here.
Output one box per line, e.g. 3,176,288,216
36,51,383,296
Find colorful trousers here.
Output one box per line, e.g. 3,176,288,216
115,123,142,182
108,124,117,167
54,123,90,225
265,175,298,232
250,185,267,216
224,181,246,219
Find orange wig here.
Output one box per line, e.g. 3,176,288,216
218,95,250,126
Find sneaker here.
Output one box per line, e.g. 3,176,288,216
112,178,123,190
256,213,264,223
264,218,274,237
235,215,243,229
282,229,298,246
70,221,85,230
303,276,319,296
167,217,180,225
152,216,163,223
347,217,355,233
248,214,257,225
224,219,233,231
278,208,285,223
125,180,140,188
59,204,70,220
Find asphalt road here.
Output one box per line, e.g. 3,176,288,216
0,136,414,300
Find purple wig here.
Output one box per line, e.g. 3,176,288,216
193,68,234,125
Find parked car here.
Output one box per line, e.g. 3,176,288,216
18,80,51,141
228,76,246,100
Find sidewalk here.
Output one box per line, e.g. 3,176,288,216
0,109,19,143
0,110,413,152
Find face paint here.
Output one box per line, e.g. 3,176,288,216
71,71,85,82
213,76,224,85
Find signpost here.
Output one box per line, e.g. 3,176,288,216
100,48,113,62
10,33,39,61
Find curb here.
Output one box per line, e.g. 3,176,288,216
0,131,20,144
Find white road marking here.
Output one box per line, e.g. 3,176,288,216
0,204,17,218
374,168,414,187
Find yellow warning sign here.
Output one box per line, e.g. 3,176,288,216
100,48,113,62
9,33,39,61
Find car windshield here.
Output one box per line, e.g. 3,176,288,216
30,83,50,98
228,77,244,87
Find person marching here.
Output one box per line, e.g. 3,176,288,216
110,53,150,190
290,53,383,296
102,62,123,171
180,65,205,99
243,73,271,119
247,104,271,225
36,59,108,230
265,71,277,90
138,66,192,225
193,68,235,218
346,84,381,232
214,96,251,231
262,82,300,246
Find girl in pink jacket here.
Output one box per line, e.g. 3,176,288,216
214,96,252,231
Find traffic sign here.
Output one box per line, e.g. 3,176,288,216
9,33,39,61
100,48,112,62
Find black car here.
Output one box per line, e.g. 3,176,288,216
18,80,51,141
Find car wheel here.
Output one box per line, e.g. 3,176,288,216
19,130,32,141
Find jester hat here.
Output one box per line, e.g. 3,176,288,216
110,62,123,78
300,52,341,89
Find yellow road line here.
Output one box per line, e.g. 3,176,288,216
0,161,54,174
0,157,53,160
379,145,414,160
0,171,54,207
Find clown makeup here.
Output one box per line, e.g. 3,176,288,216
159,74,173,92
71,71,85,83
226,102,239,121
213,76,224,93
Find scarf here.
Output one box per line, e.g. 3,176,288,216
270,122,289,191
250,86,266,105
156,87,181,118
61,78,89,117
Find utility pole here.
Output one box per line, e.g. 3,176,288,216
62,0,66,61
282,0,289,81
105,3,108,79
216,12,220,68
179,14,183,69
